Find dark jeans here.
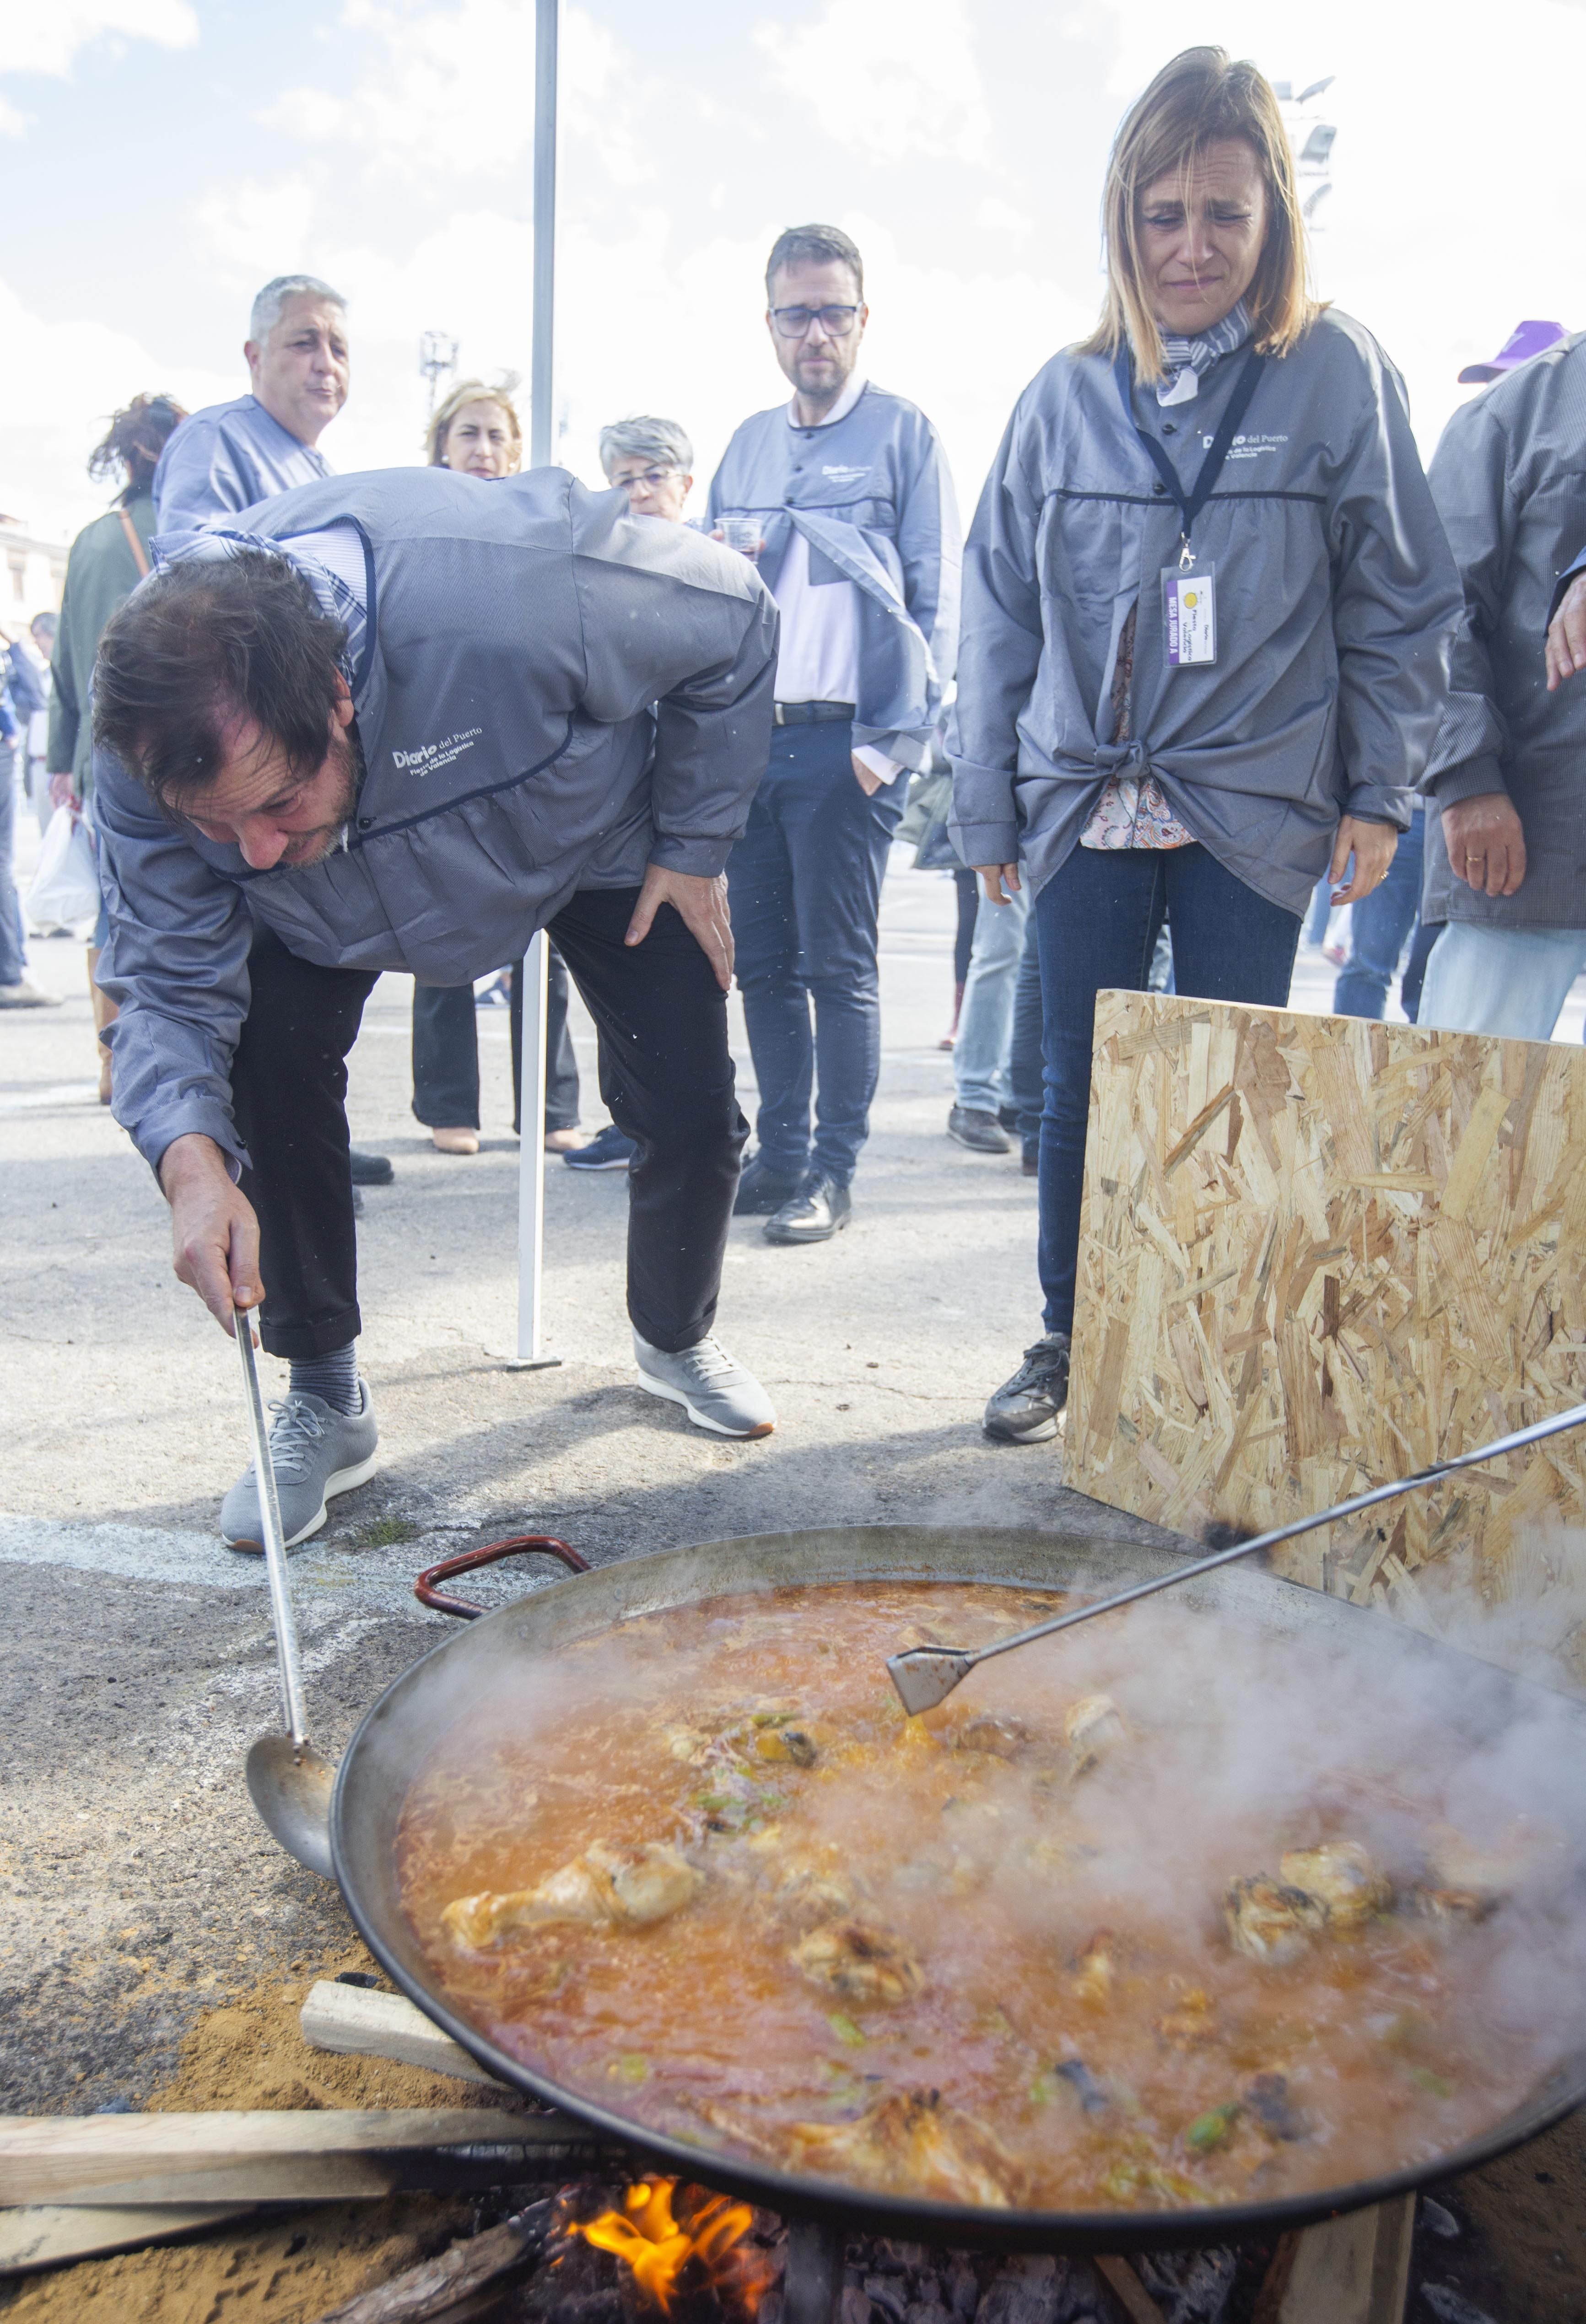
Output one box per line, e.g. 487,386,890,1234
1333,812,1424,1021
411,947,579,1131
1035,845,1302,1338
1010,906,1044,1146
727,717,906,1186
235,892,747,1364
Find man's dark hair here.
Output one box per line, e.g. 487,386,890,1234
765,223,863,303
93,551,349,813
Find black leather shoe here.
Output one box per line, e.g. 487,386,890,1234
983,1333,1070,1442
765,1173,852,1245
948,1104,1011,1154
350,1146,394,1186
734,1153,805,1216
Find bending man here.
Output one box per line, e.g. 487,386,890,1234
92,463,779,1549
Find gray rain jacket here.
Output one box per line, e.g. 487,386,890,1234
95,466,778,1176
949,310,1462,915
1420,334,1586,932
706,381,960,768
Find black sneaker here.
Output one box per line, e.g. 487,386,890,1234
734,1152,805,1215
948,1104,1011,1154
765,1173,852,1245
983,1334,1070,1443
350,1146,394,1186
565,1123,638,1172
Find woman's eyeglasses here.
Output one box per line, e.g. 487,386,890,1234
620,466,680,491
769,304,861,339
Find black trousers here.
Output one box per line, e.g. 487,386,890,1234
410,948,580,1132
232,890,748,1364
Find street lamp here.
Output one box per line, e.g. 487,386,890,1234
418,330,459,417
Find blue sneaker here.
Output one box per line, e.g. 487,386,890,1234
565,1124,637,1172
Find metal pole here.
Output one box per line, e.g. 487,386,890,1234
503,0,562,1371
529,0,559,469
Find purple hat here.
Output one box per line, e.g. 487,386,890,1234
1458,320,1569,384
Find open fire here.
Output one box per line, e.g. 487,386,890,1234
572,2179,777,2317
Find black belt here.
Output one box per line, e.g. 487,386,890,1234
773,700,855,726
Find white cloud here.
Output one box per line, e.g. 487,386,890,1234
0,0,197,80
758,0,993,166
978,198,1032,237
194,178,319,290
0,278,232,543
264,1,646,187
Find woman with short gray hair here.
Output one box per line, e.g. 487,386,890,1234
600,415,695,523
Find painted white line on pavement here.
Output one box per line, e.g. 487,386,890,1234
0,1082,100,1114
0,1511,452,1620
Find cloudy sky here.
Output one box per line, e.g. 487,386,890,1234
2,0,1583,554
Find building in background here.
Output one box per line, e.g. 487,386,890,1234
0,516,68,635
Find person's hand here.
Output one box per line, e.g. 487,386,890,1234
47,772,76,812
975,862,1021,906
157,1132,263,1336
852,753,884,797
1327,815,1398,905
1441,792,1527,897
1546,572,1586,690
626,864,734,991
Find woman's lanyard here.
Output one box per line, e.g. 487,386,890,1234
1112,341,1266,667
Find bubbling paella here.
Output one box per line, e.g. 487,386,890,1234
396,1581,1585,2212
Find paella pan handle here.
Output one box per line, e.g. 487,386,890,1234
414,1533,590,1619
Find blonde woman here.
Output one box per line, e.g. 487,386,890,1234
411,379,584,1155
952,46,1462,1444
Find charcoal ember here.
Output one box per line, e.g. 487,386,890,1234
906,2301,954,2324
975,2256,1100,2324
1134,2247,1237,2324
945,2261,980,2319
1421,2291,1497,2324
865,2276,911,2324
842,2282,875,2324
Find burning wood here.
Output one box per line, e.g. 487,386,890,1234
570,2178,777,2318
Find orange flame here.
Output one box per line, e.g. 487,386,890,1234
575,2179,770,2316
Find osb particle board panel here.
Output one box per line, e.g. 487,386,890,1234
1065,991,1586,1625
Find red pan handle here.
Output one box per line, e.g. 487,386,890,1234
414,1533,590,1619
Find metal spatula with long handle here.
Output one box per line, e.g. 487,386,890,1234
887,1400,1586,1716
235,1303,336,1877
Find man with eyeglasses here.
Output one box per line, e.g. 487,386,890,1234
709,223,960,1245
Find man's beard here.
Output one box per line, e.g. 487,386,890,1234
279,726,363,869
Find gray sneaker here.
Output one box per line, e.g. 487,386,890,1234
634,1332,776,1439
982,1334,1070,1444
220,1383,380,1550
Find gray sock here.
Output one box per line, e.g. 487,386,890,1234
288,1343,361,1417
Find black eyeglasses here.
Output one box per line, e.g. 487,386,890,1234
769,304,861,339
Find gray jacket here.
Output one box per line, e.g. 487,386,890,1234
152,393,332,538
1420,334,1586,931
706,381,959,768
949,310,1462,915
96,467,777,1176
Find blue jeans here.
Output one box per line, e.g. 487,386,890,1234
1010,909,1044,1146
954,883,1031,1113
728,718,905,1185
0,747,25,985
1418,922,1586,1041
1035,845,1302,1337
1333,811,1423,1020
411,948,579,1131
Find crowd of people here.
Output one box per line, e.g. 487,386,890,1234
5,42,1586,1547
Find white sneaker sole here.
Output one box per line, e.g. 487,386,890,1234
223,1449,381,1553
636,1371,775,1440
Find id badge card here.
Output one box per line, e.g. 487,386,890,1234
1161,561,1217,667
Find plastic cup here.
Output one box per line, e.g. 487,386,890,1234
719,516,764,563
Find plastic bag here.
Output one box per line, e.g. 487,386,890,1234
25,805,101,938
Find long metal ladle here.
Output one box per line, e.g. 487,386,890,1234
235,1305,336,1877
888,1399,1586,1716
